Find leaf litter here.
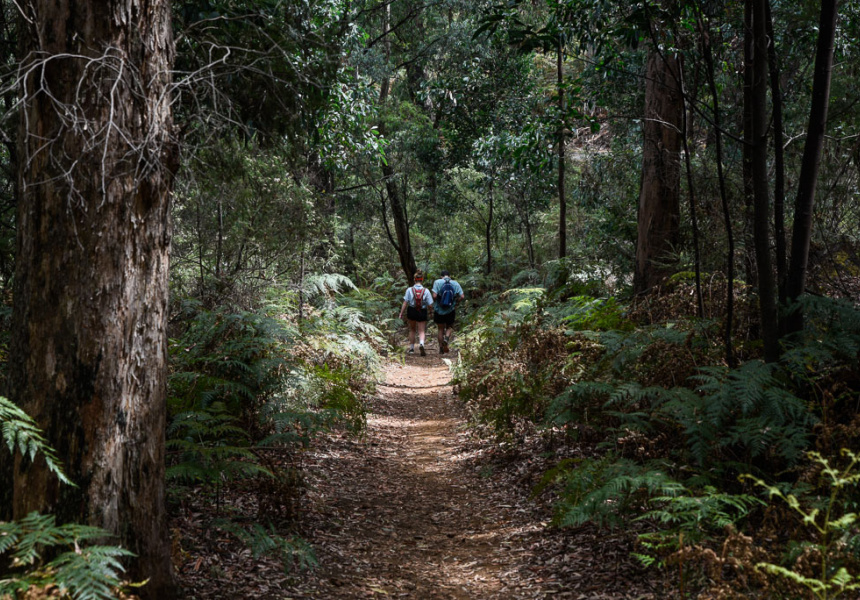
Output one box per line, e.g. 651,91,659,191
172,344,673,599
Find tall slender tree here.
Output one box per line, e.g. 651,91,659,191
9,0,177,596
557,32,567,260
785,0,839,332
749,0,780,361
377,0,417,284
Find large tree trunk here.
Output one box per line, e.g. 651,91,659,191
634,50,683,294
786,0,839,332
10,1,177,597
750,0,780,362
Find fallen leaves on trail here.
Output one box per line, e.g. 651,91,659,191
171,347,673,599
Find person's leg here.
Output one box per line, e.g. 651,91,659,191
417,320,427,355
444,312,455,350
437,318,445,350
408,319,416,351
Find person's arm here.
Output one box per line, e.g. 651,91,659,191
400,288,411,319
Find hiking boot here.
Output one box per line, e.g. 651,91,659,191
441,337,449,353
408,346,415,354
419,344,426,356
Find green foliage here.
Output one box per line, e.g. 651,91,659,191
635,486,764,567
0,512,134,600
305,364,366,433
558,359,813,477
557,296,633,332
167,292,381,509
0,396,71,486
168,301,293,417
782,296,860,380
538,455,677,529
213,519,316,574
679,362,813,467
744,449,860,600
166,402,272,485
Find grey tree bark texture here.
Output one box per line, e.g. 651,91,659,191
634,50,683,294
10,1,178,597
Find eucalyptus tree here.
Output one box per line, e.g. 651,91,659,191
7,0,177,596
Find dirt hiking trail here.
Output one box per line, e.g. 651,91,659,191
277,341,663,599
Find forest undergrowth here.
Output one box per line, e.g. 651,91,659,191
453,265,860,599
4,267,860,599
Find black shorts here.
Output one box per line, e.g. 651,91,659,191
433,310,455,325
407,306,428,322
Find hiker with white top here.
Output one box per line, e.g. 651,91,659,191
398,270,434,356
431,270,465,354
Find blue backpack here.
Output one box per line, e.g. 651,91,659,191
439,279,455,309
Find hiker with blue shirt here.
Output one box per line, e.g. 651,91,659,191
398,270,434,356
431,270,464,354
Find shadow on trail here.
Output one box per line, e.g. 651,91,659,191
278,343,659,599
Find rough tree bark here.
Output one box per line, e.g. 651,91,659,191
9,0,177,597
634,50,683,294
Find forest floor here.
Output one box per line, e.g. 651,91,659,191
174,338,671,599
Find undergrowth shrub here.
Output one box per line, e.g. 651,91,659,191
1,397,134,600
458,280,860,597
166,275,385,572
745,450,860,600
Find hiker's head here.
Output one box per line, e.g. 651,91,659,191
440,270,450,278
414,270,424,282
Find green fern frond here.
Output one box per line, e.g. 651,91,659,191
0,397,72,486
302,273,357,299
213,519,317,574
0,512,133,600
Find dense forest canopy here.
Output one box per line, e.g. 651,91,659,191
1,0,859,598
